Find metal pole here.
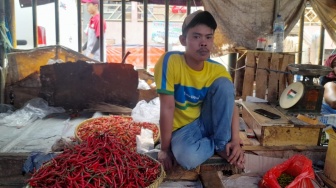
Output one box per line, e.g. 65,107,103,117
0,0,5,103
144,0,148,69
274,0,279,19
55,0,60,45
99,0,104,62
10,0,16,48
187,0,191,15
32,0,37,47
164,0,169,52
77,0,82,52
318,25,325,65
298,11,304,64
122,0,126,60
228,53,237,81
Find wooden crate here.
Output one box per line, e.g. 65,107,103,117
324,128,336,184
241,101,323,146
240,51,295,103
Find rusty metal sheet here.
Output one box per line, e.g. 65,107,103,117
40,61,139,110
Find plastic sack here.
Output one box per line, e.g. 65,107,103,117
51,118,77,152
136,128,154,154
259,154,315,188
0,98,65,128
131,97,160,125
22,152,58,175
138,79,151,90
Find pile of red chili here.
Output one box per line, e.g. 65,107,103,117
28,132,162,187
76,115,159,150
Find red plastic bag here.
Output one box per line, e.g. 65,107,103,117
259,154,315,188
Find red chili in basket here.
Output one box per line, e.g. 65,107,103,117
76,115,159,150
27,132,162,187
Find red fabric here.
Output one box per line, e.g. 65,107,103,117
324,54,336,79
89,14,106,37
172,6,187,13
37,26,46,45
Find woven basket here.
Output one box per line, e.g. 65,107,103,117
144,154,166,188
27,156,165,188
74,115,160,144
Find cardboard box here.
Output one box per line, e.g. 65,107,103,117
324,127,336,183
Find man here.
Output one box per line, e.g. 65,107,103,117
82,0,106,62
319,54,336,114
154,10,245,171
320,54,336,86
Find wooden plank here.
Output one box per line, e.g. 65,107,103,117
277,55,288,98
242,52,256,100
324,129,336,183
255,53,269,100
243,145,327,151
268,53,280,103
164,165,200,181
234,53,246,98
261,126,322,146
251,149,326,159
239,131,254,146
316,172,336,188
0,153,29,177
241,102,290,127
242,105,260,130
200,155,242,174
164,155,241,181
287,54,295,85
200,171,224,188
278,54,290,99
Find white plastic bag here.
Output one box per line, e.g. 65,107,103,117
136,128,154,154
138,79,151,90
131,97,160,125
0,98,65,128
51,118,76,152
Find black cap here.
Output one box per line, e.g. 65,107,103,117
182,10,217,35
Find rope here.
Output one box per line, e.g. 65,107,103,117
0,21,13,51
229,64,292,75
245,64,292,74
331,48,336,55
224,51,294,75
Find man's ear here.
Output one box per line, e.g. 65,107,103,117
179,35,186,46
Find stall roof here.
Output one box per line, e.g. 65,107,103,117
19,0,202,7
131,0,202,6
19,0,55,8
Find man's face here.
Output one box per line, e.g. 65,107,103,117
332,61,336,74
180,24,214,62
86,3,98,14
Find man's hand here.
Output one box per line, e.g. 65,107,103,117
158,149,176,171
226,139,245,169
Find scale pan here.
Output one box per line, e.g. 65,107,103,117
279,82,304,109
288,64,332,77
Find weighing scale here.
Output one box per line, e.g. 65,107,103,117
279,64,333,114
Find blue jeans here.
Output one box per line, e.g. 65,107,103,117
171,77,235,170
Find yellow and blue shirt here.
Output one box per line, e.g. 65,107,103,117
154,51,232,131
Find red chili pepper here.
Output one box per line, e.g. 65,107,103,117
28,132,162,187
